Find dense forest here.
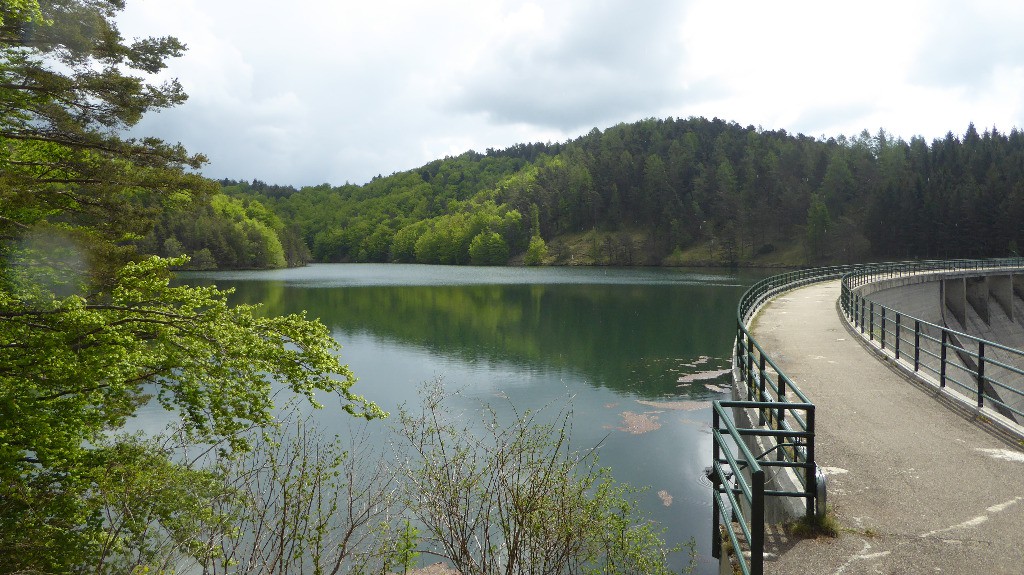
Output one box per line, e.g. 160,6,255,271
144,117,1024,269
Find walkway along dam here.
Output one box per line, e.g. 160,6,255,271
709,259,1024,575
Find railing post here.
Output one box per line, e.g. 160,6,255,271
711,406,722,560
894,313,901,360
869,302,875,341
737,326,749,398
758,354,767,426
977,341,986,408
940,330,948,388
735,324,743,368
747,344,755,401
859,297,865,333
914,320,921,372
778,376,786,429
880,307,886,350
751,469,765,575
805,405,816,518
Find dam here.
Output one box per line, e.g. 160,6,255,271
710,260,1024,575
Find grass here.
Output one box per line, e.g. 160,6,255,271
787,513,841,539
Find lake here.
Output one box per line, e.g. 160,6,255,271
166,263,770,574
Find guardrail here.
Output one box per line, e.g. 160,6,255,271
714,256,1024,575
841,258,1024,424
713,265,863,575
710,401,815,575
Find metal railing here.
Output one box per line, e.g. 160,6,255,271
841,258,1024,292
710,401,815,575
714,257,1024,575
713,265,863,575
841,258,1024,423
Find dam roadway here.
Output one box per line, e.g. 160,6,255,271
748,280,1024,575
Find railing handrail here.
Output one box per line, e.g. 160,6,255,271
840,257,1024,423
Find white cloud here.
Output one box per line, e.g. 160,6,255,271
449,0,689,130
115,0,1024,185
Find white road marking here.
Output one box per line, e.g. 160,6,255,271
975,448,1024,463
987,497,1023,514
920,497,1022,538
833,541,890,575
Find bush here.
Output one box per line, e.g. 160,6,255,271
397,382,694,575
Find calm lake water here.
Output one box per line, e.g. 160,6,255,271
164,263,770,574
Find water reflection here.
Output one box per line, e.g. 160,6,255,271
179,265,761,398
170,264,771,574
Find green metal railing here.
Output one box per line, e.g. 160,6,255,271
841,258,1024,422
715,257,1024,574
710,401,815,575
713,265,863,575
710,401,765,575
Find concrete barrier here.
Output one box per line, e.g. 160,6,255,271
990,275,1014,321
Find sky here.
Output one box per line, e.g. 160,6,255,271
116,0,1024,187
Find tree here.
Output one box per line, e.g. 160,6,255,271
468,230,509,265
819,152,854,216
0,0,214,259
0,2,383,572
0,255,385,572
805,193,831,262
65,401,403,575
524,234,548,265
0,1,43,26
188,247,218,270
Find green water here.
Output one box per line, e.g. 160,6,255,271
169,264,770,574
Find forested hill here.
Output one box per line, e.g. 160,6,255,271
150,117,1024,268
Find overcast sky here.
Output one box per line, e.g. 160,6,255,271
117,0,1024,187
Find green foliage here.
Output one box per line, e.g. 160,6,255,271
524,234,548,265
28,404,401,575
138,193,296,269
0,0,45,26
468,230,510,265
387,519,421,575
0,1,213,258
391,221,429,263
397,382,694,575
86,435,231,574
0,255,384,571
0,2,382,572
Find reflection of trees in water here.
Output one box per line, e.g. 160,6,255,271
215,280,746,397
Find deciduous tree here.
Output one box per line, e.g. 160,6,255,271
0,2,383,571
